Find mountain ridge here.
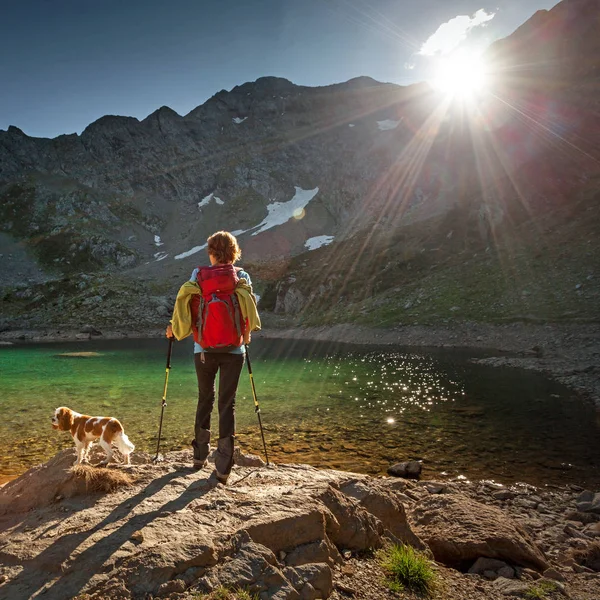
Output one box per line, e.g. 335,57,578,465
1,0,599,331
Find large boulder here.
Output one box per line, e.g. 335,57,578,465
317,486,384,551
340,480,426,551
410,494,549,571
243,507,329,554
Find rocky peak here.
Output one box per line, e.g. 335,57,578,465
5,125,26,136
143,105,181,122
487,0,600,82
81,115,140,138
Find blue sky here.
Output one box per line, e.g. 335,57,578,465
0,0,558,138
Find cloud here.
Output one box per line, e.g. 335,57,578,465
418,9,495,56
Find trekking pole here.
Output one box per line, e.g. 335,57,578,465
245,345,270,466
153,336,174,462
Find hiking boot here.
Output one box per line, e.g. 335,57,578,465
214,469,229,485
193,459,208,471
214,436,235,478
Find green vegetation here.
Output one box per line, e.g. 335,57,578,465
524,580,560,599
195,586,259,600
377,544,436,596
266,176,600,327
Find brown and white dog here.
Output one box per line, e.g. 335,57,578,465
52,407,135,466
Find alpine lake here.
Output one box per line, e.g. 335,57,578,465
1,337,599,488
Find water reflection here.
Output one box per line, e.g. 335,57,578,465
1,337,599,487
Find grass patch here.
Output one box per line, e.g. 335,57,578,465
71,464,134,492
377,544,436,596
195,587,259,600
571,540,600,572
524,580,560,599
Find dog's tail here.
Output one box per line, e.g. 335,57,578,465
115,430,135,455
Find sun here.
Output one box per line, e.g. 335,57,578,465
432,52,488,99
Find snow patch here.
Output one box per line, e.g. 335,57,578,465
198,193,224,209
232,117,247,124
305,235,334,251
175,243,207,260
251,186,319,236
254,293,261,305
377,119,403,131
348,124,355,128
154,235,163,246
230,229,246,237
154,252,169,261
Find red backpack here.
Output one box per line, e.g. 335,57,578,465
190,264,245,351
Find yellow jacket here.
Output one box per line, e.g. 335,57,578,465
170,277,261,342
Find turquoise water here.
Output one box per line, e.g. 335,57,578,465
1,337,599,486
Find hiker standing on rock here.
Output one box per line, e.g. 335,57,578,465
166,231,261,484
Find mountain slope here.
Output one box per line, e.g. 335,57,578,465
1,0,599,330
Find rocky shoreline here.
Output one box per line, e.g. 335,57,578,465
0,448,599,600
1,321,599,410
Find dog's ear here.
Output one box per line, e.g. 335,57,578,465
58,408,74,430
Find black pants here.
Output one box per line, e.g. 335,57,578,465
193,352,245,475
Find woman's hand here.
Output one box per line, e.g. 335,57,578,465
166,324,174,339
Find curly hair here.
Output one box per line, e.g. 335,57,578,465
207,231,242,264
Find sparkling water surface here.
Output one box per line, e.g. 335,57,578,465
1,337,599,487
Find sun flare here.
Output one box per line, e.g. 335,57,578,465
433,52,487,98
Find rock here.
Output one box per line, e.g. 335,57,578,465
234,447,266,467
573,563,595,573
493,489,516,501
585,522,600,537
576,490,600,513
498,566,515,579
564,510,599,524
218,537,298,600
492,577,530,596
468,557,510,575
285,538,343,567
317,486,384,551
341,480,426,550
564,523,588,539
387,461,422,479
410,494,549,571
522,568,541,580
155,579,187,597
244,506,329,554
131,531,144,543
542,567,566,582
283,563,333,598
419,481,445,494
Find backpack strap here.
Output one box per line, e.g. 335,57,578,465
231,293,243,337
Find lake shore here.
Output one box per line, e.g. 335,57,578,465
2,321,599,408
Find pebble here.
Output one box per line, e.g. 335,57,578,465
130,531,144,543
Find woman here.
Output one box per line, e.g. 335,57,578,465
166,231,260,484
